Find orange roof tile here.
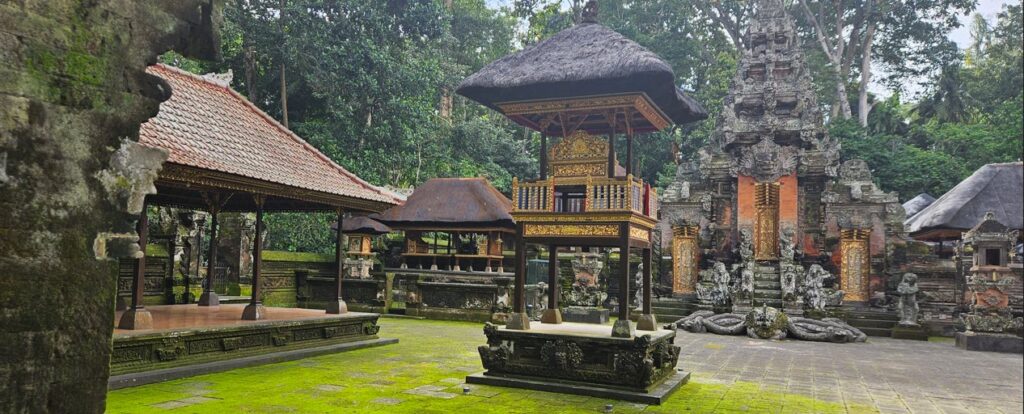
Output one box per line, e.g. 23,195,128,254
139,64,400,207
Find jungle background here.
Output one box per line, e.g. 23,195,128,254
160,0,1023,253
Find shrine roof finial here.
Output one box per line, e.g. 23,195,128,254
581,0,599,24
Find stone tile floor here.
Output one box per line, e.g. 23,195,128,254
675,331,1023,414
106,318,1023,413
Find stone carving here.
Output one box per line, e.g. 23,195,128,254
634,262,644,310
896,273,920,326
786,317,868,343
745,305,788,340
564,252,607,307
802,264,843,311
540,340,584,371
696,261,732,307
732,137,800,183
778,228,802,302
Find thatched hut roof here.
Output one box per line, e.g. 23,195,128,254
375,178,515,232
456,21,707,126
902,193,936,218
905,162,1023,240
331,216,392,235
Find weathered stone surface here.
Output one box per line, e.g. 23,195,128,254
955,332,1024,354
0,1,221,412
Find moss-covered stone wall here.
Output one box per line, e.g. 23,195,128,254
0,1,220,412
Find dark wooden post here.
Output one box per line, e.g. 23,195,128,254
637,246,657,331
327,209,348,314
607,116,616,178
118,201,153,329
540,134,548,180
507,223,530,330
242,195,266,320
612,223,634,337
541,245,562,324
626,136,634,177
199,192,224,307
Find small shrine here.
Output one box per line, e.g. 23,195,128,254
334,216,392,279
955,212,1023,353
457,0,706,403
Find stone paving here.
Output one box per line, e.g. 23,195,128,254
675,331,1024,414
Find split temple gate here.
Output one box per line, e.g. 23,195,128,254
458,2,707,403
659,0,906,308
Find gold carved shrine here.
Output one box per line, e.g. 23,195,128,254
840,229,871,302
671,226,699,294
754,182,780,260
549,131,611,178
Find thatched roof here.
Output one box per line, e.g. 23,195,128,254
375,178,515,232
902,193,936,218
456,22,707,126
331,216,391,235
906,162,1023,240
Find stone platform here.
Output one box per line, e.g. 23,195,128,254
955,331,1024,354
471,322,683,404
110,304,395,387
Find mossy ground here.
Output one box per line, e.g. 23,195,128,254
106,318,876,413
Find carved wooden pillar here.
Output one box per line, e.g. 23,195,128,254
198,193,223,307
672,225,699,295
541,245,562,324
607,114,616,178
118,200,153,329
612,223,634,337
540,134,548,180
637,247,656,331
242,195,266,320
507,223,530,330
327,209,348,314
840,229,871,302
754,182,780,260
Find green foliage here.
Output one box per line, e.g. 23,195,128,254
261,250,334,263
264,212,335,254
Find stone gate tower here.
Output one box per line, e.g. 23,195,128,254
660,0,905,310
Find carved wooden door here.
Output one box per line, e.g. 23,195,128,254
840,229,870,302
672,226,699,294
754,182,780,260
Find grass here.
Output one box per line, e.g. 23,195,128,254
106,318,877,413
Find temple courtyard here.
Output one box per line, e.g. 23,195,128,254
106,317,1023,414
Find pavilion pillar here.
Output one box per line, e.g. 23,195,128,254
541,245,562,324
118,201,153,330
607,124,616,178
326,209,348,314
626,136,634,176
198,194,223,307
540,134,548,180
612,223,634,337
242,195,266,320
506,223,530,330
637,246,657,331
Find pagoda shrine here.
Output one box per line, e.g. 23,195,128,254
457,1,706,403
660,0,906,313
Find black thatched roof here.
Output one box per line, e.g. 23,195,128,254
375,178,515,232
902,193,936,218
331,216,392,235
906,162,1023,239
456,22,707,126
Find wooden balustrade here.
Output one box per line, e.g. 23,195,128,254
513,176,656,219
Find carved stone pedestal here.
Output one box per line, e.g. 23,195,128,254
117,308,153,330
541,308,563,324
197,291,219,307
505,312,531,330
637,314,658,331
241,303,266,320
955,332,1023,354
471,322,686,404
325,299,348,314
612,318,634,338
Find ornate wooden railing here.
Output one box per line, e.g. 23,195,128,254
512,175,658,219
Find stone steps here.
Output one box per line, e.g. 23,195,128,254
843,310,899,337
649,298,699,323
754,280,782,290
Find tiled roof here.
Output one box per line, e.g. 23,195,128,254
139,64,400,207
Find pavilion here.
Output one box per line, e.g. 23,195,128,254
107,64,400,385
458,1,706,403
906,162,1023,242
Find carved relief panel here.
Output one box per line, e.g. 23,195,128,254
754,182,780,260
672,226,700,294
840,229,870,302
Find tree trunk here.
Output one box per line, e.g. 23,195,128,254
279,63,288,128
858,19,877,127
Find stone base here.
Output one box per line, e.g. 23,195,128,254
505,312,531,330
562,307,609,324
466,369,690,405
612,318,634,338
637,314,658,331
325,299,348,314
891,324,929,341
117,308,153,330
955,332,1024,354
241,303,266,320
540,308,563,324
197,291,219,307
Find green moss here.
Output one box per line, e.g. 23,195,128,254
261,250,334,263
144,243,168,257
105,318,874,414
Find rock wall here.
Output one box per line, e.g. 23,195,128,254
0,1,220,412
